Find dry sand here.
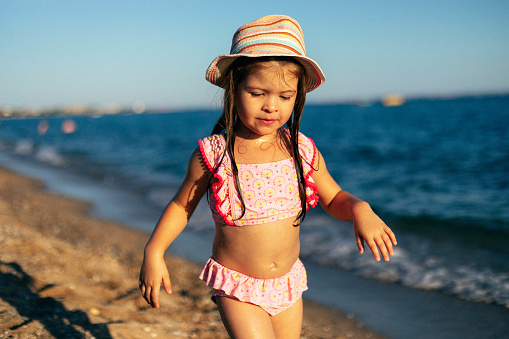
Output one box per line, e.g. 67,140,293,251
0,166,388,339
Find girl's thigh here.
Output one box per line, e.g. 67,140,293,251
215,296,303,339
216,296,276,339
270,297,303,339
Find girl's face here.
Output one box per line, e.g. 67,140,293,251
234,61,299,139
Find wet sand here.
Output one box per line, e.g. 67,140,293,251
0,166,387,338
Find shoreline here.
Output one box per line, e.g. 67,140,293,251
0,166,387,338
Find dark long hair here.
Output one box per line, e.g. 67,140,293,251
211,56,312,225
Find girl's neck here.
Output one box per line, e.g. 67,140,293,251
234,124,279,143
232,126,291,164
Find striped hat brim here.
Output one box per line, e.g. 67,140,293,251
205,53,325,93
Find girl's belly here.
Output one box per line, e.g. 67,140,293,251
212,218,300,279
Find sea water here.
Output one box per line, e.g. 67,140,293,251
1,95,508,338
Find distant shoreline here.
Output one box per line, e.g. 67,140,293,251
2,92,507,119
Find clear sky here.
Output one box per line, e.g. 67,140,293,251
1,0,508,111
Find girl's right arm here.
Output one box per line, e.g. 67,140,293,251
139,147,210,308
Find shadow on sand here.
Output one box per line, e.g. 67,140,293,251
0,260,115,338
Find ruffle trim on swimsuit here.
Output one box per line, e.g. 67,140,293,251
300,134,319,209
199,257,308,315
199,134,236,225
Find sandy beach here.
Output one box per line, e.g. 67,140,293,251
0,166,388,339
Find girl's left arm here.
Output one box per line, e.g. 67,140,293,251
310,150,397,261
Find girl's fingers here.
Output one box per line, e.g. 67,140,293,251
162,276,172,295
140,282,157,308
144,286,152,305
355,220,397,262
366,239,381,261
387,228,398,245
374,237,390,261
151,285,160,309
382,234,395,256
139,283,148,303
356,233,365,254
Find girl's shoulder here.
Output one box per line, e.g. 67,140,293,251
294,131,317,165
199,133,225,149
198,133,226,171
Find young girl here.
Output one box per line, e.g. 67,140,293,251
139,15,397,338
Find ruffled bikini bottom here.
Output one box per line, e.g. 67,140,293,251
199,257,308,316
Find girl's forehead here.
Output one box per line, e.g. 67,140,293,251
253,60,300,74
244,62,299,88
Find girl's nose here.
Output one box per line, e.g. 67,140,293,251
262,96,278,113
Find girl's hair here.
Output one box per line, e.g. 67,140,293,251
211,56,312,225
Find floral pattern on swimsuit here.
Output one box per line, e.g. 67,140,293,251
198,131,318,226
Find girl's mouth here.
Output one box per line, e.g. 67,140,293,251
259,119,276,125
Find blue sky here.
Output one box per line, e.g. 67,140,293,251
1,0,508,110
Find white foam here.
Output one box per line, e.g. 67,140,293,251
35,146,67,167
14,140,34,155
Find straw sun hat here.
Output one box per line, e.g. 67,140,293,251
205,15,325,93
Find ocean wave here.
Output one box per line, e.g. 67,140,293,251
14,139,35,155
35,146,67,167
300,216,509,308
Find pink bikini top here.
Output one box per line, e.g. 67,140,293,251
198,132,319,226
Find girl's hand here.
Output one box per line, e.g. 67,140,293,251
352,202,397,261
138,255,172,309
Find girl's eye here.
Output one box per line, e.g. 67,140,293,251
281,96,291,100
251,93,263,97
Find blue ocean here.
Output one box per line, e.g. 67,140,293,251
1,95,508,338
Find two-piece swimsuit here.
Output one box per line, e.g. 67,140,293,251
198,131,319,316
